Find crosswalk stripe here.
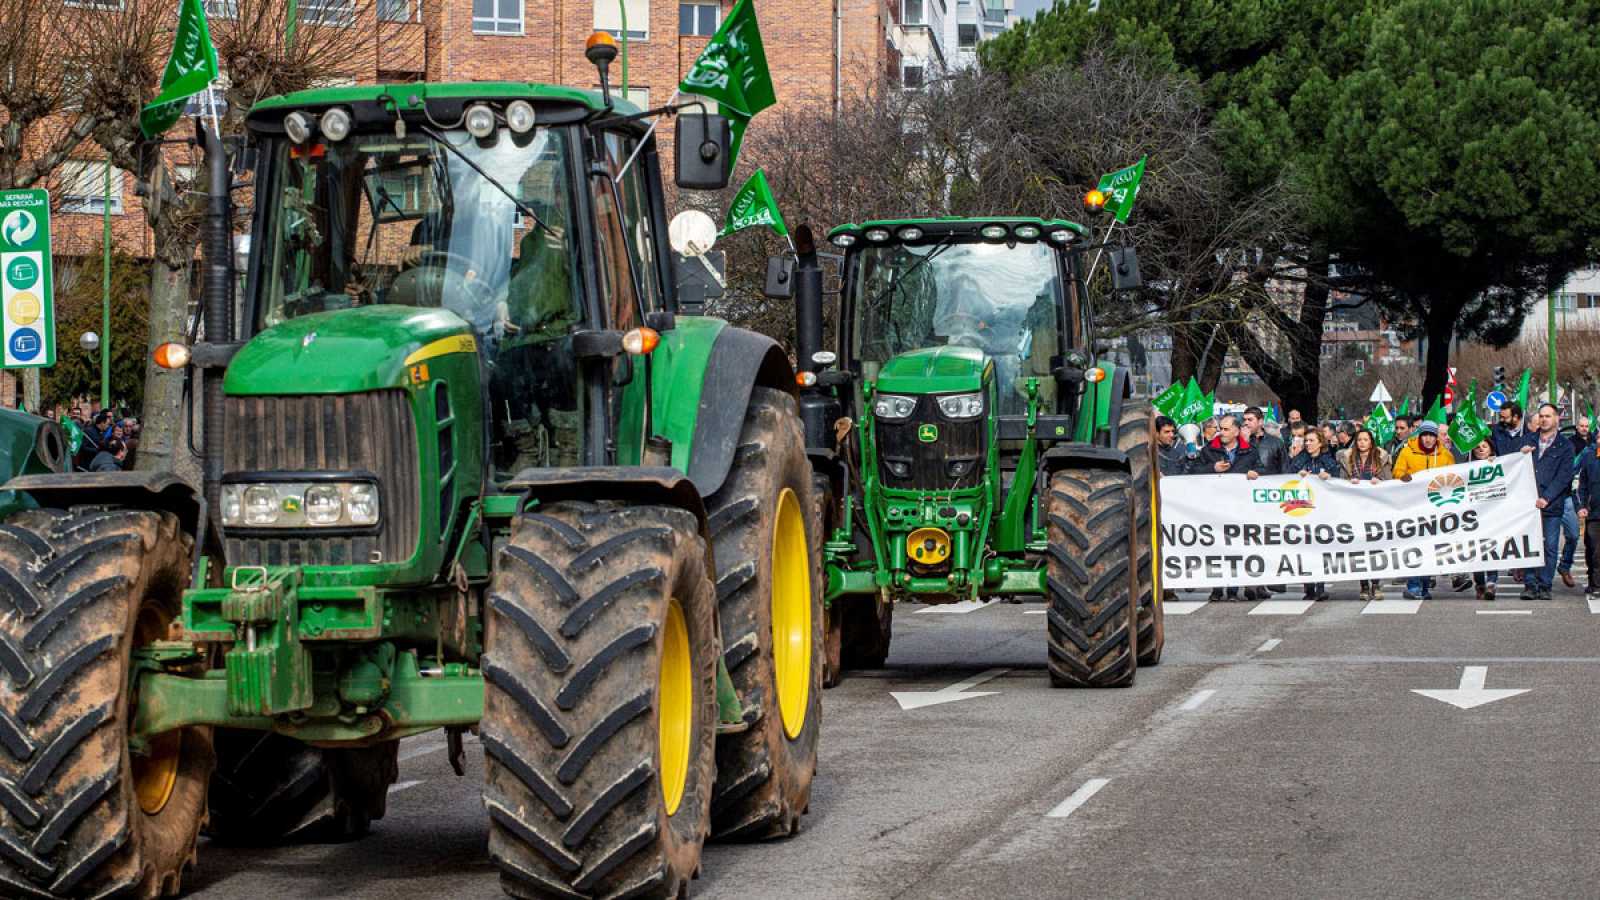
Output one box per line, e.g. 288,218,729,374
1164,601,1209,615
1248,599,1314,616
1588,598,1600,614
1361,599,1422,615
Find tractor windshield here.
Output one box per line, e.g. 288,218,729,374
257,126,581,358
851,240,1064,414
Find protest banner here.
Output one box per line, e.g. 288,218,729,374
1159,454,1543,589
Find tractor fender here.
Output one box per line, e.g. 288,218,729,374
508,466,717,572
683,326,796,498
1040,444,1131,477
3,471,204,533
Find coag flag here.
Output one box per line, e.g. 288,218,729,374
1365,404,1395,447
679,0,774,173
139,0,220,139
721,169,788,237
1424,396,1447,426
1096,156,1146,223
1152,382,1185,420
1449,386,1489,452
1175,378,1209,426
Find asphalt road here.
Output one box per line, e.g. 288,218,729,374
186,579,1600,900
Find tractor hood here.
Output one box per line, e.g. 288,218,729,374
225,306,476,395
874,346,992,395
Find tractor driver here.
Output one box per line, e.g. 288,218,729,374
934,275,1029,413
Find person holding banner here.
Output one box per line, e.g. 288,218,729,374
1493,402,1526,456
1518,403,1575,601
1575,438,1600,602
1339,428,1393,601
1243,407,1288,475
1288,429,1340,601
1393,421,1453,598
1462,439,1503,601
1201,415,1265,602
1155,416,1190,475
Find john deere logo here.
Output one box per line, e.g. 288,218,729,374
1427,473,1466,507
918,424,939,443
1251,480,1314,517
281,496,302,514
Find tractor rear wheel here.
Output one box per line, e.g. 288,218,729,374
1116,402,1165,667
0,507,213,899
1045,470,1139,688
705,388,822,840
206,732,398,844
483,502,718,900
810,474,844,689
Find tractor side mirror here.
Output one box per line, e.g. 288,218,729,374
1110,246,1142,291
675,113,732,190
764,256,796,300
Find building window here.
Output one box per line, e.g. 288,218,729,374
1580,293,1600,310
1553,292,1576,312
472,0,521,33
902,0,925,25
203,0,237,17
299,0,354,25
379,0,417,22
958,23,977,47
902,65,924,89
679,2,718,36
595,0,649,41
58,162,125,215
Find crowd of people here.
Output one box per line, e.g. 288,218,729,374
1155,400,1599,604
47,403,141,473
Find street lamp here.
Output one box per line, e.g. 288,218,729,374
79,331,99,353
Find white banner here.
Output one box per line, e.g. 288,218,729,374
1159,454,1545,589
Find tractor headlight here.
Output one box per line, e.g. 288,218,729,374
222,481,382,529
936,392,985,420
873,394,917,421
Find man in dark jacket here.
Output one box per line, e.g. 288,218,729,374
1155,416,1189,476
1199,415,1263,601
1576,437,1600,600
1242,406,1286,475
88,439,126,473
1519,403,1574,600
1492,402,1525,456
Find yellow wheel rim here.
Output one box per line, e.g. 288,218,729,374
658,599,692,816
133,730,182,816
771,487,812,740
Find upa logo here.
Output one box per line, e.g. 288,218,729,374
1252,480,1315,517
1427,472,1467,507
1468,463,1504,485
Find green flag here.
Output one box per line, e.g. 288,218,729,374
1397,397,1410,417
1365,404,1395,447
1424,396,1447,426
1096,156,1147,223
1152,382,1185,420
1448,386,1489,452
680,0,774,172
1588,403,1596,437
139,0,220,139
1514,369,1531,412
1175,378,1209,426
721,169,788,237
58,416,83,456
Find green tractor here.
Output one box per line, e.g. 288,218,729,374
773,217,1161,688
0,42,823,900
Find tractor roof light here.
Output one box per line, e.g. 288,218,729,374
585,30,619,63
980,224,1009,241
1049,229,1076,244
831,233,858,248
1084,189,1107,212
896,226,924,241
283,111,315,144
464,104,497,139
505,100,536,133
864,228,891,242
319,107,353,142
153,342,190,370
622,326,660,355
1013,224,1041,240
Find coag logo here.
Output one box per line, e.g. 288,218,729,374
1468,464,1504,486
1427,472,1466,507
1252,480,1315,517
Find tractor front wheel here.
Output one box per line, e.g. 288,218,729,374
483,502,718,900
0,508,213,899
1115,401,1165,667
1044,470,1139,688
206,732,398,844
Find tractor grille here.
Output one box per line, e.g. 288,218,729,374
223,391,421,566
876,395,985,492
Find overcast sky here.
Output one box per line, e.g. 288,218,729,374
1012,0,1053,18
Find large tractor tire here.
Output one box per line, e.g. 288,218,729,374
1116,402,1165,667
482,502,718,900
705,388,822,840
0,508,213,899
206,732,398,844
1044,470,1139,688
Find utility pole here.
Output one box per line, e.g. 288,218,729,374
1548,292,1558,403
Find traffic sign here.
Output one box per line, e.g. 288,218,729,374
0,189,53,369
1485,390,1507,413
1369,381,1392,404
1443,386,1455,408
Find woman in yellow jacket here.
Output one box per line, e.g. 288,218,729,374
1392,421,1453,598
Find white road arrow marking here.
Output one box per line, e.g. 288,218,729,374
891,668,1008,710
1047,778,1110,819
1411,666,1530,710
915,600,993,614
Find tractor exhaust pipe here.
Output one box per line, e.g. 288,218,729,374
793,225,824,374
200,122,232,501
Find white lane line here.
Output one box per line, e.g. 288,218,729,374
389,780,424,795
1248,599,1314,616
915,600,992,614
398,740,447,762
1164,601,1209,615
1588,598,1600,614
1478,610,1533,616
1179,689,1216,711
1023,609,1045,615
1255,638,1282,653
1362,599,1422,615
1046,778,1111,819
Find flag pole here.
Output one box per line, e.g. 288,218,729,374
101,160,111,411
616,89,680,184
1085,219,1119,284
619,1,629,93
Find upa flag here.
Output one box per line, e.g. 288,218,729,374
1152,382,1185,420
1175,378,1209,426
679,0,775,172
1096,156,1147,223
1514,369,1532,412
721,169,788,237
1365,404,1395,447
139,0,219,139
1449,386,1490,452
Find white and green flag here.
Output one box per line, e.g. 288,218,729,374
139,0,219,139
1096,156,1147,223
721,169,787,237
